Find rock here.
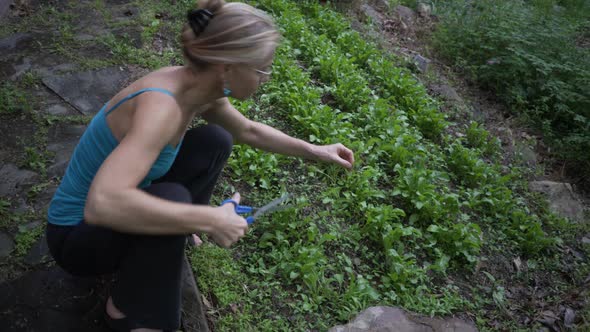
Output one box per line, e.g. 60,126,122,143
471,106,487,123
373,0,392,12
32,183,58,213
0,33,32,53
0,164,39,197
529,181,585,221
46,124,87,178
329,307,416,331
582,236,590,245
0,255,205,331
6,56,33,80
36,62,78,78
394,5,416,26
42,67,130,115
431,84,462,103
10,197,29,214
570,248,585,260
413,54,430,72
180,255,209,331
359,4,384,27
0,0,11,19
0,231,15,258
0,265,113,332
329,306,478,332
495,126,514,147
45,104,70,116
564,302,579,326
417,3,432,17
24,234,52,266
515,143,537,167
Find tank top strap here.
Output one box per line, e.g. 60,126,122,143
104,88,175,115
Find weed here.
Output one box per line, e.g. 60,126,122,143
0,83,31,115
22,147,47,176
14,223,44,257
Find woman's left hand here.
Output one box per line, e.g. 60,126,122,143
314,143,355,170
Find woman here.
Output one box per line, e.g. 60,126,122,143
46,0,355,331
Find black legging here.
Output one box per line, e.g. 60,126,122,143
46,124,233,331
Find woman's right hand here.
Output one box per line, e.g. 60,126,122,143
210,192,249,248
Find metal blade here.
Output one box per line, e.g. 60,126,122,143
252,193,291,219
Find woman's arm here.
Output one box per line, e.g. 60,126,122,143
202,98,355,169
85,93,247,246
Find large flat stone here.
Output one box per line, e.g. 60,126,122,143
0,111,37,163
529,181,585,221
0,33,32,53
0,33,52,79
0,266,112,332
330,306,477,332
0,164,39,197
32,182,57,213
0,254,208,331
46,124,87,178
42,67,130,115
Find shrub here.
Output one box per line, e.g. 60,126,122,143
432,0,590,175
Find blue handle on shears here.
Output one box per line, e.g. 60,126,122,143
221,199,255,224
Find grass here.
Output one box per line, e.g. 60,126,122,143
0,83,31,115
13,223,45,257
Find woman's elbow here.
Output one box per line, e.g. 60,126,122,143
236,121,256,145
84,191,106,225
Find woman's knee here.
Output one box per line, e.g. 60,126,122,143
144,182,191,203
203,124,233,157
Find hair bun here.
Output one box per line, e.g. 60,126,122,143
187,9,214,36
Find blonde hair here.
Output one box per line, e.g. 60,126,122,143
181,0,280,69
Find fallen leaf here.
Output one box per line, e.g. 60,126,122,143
513,257,522,273
538,310,559,332
542,310,558,320
201,295,212,309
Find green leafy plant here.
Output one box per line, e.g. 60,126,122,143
432,0,590,172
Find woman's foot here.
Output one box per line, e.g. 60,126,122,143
105,296,163,332
106,296,125,319
192,233,203,246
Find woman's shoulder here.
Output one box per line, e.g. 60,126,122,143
128,67,183,95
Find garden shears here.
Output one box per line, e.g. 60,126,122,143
221,193,292,224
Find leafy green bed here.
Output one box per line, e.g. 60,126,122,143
187,1,583,331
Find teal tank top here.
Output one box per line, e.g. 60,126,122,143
47,88,184,226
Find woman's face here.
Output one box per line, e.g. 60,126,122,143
226,51,274,100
